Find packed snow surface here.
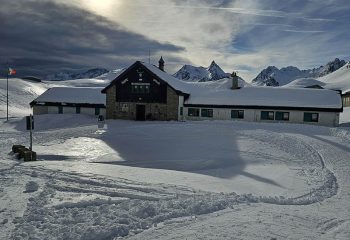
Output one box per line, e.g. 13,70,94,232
1,115,350,239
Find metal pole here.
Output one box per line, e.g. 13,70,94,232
6,68,9,121
29,114,33,151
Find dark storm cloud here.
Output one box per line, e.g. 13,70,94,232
0,0,184,77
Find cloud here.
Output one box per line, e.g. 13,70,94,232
0,0,185,77
227,0,350,79
1,0,349,81
98,0,350,80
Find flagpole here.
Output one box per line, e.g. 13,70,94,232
6,67,9,121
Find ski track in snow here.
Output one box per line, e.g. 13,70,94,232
1,119,350,239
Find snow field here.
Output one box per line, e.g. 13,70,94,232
1,115,349,239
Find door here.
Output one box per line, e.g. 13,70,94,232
58,106,63,114
136,105,146,121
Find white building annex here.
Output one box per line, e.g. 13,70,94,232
184,85,343,127
30,87,106,117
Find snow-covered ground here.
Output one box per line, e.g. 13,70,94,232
1,115,350,239
1,77,350,239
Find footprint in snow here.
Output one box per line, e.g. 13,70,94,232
24,181,39,193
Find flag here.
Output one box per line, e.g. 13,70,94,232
8,68,16,75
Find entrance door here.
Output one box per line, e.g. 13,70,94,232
136,105,146,121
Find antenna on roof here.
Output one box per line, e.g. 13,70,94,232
148,49,151,64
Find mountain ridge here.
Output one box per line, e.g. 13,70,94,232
252,58,346,86
46,68,109,81
173,61,231,82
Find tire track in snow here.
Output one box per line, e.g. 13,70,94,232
3,124,345,239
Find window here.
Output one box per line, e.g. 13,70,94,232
76,106,81,114
231,110,244,119
201,109,213,118
180,107,183,116
275,111,289,121
131,83,150,94
188,108,200,117
120,103,129,112
304,112,319,122
261,111,274,120
58,106,63,114
95,107,100,116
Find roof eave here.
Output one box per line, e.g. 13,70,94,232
183,103,343,113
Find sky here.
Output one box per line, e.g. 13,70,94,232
0,0,349,81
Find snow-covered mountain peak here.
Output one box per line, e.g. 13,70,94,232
310,58,346,78
208,60,219,70
252,58,346,87
174,61,230,82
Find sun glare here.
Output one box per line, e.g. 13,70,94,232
84,0,120,17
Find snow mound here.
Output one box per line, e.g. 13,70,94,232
0,78,48,118
96,68,125,81
283,78,326,88
319,61,350,93
284,61,350,93
187,77,249,90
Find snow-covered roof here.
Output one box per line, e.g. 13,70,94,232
185,86,342,110
31,87,105,106
102,61,190,94
139,62,190,94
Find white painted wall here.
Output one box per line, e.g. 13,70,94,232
63,107,76,114
80,107,95,116
48,106,59,114
184,107,340,127
32,105,48,115
33,105,106,118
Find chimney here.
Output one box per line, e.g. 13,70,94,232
231,71,239,89
159,56,165,71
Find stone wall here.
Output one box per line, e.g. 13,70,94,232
166,86,180,120
106,85,117,119
106,85,179,121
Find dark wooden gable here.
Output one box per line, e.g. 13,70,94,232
104,61,175,103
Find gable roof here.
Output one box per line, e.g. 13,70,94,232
101,61,190,95
185,86,343,112
30,87,105,106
